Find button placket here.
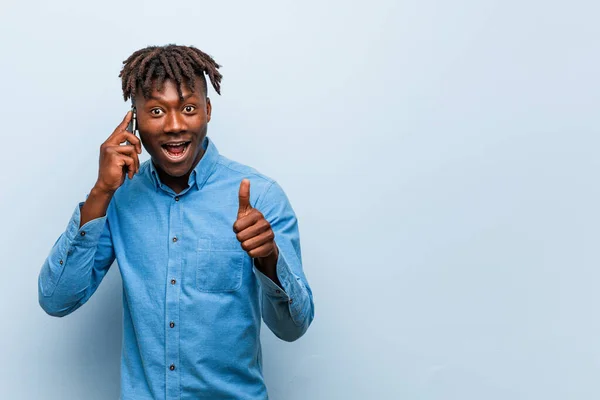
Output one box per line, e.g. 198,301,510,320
166,196,182,398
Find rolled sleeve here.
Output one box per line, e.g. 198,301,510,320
254,247,306,323
253,181,314,340
65,202,108,247
38,201,115,316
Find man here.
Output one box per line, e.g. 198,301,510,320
38,44,314,399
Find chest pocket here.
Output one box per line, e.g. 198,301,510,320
196,237,245,292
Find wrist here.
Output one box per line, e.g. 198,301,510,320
92,182,116,197
257,244,278,266
255,245,280,284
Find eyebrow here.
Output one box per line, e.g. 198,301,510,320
147,92,198,102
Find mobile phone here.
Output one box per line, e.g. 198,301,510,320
125,99,138,151
126,103,137,136
123,102,138,177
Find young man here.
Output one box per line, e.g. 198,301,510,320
38,44,314,399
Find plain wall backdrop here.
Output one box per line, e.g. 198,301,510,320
1,0,600,399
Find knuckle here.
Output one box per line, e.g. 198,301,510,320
103,148,114,158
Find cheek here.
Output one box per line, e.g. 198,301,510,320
138,135,160,154
138,114,162,131
138,123,163,142
189,116,207,129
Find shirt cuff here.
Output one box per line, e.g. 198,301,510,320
254,248,304,318
65,202,108,248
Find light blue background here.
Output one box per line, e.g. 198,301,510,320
1,0,599,399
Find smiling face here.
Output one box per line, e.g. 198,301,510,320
134,76,212,191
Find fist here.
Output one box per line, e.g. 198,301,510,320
233,179,278,260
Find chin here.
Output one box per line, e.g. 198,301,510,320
150,140,204,179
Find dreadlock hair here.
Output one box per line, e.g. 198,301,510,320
119,44,222,102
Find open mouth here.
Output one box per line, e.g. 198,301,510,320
161,141,191,161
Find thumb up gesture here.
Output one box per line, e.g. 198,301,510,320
233,179,279,267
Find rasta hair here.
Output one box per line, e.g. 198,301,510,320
119,44,222,102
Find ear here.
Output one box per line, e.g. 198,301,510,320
206,97,212,123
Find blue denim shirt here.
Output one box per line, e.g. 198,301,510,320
38,137,314,399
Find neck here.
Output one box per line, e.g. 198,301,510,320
158,171,190,194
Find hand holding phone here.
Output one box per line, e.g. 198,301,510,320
94,110,142,194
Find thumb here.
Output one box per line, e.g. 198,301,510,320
238,179,252,218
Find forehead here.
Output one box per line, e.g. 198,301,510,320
137,76,205,102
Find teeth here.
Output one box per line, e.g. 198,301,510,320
163,142,188,158
165,142,186,147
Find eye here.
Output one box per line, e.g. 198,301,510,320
150,108,164,116
183,105,196,113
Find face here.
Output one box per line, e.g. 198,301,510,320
134,77,211,182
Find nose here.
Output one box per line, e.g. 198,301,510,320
163,111,187,133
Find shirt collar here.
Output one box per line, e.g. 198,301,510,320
148,136,219,192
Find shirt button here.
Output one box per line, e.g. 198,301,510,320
289,299,293,304
80,231,86,236
59,260,64,265
175,196,179,202
172,237,178,242
169,364,175,371
275,290,280,294
171,279,176,285
170,321,175,328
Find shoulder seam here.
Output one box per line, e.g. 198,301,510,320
255,180,277,209
216,158,274,184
